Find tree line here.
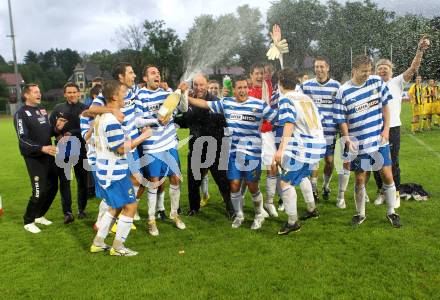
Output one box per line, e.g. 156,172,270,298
0,0,439,103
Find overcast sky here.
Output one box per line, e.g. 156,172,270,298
0,0,438,62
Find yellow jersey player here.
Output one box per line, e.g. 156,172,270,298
408,75,423,133
422,79,437,130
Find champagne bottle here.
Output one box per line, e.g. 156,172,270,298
223,75,233,97
158,89,182,119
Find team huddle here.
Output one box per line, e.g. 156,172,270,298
14,26,430,256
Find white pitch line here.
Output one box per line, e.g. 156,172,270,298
406,133,440,159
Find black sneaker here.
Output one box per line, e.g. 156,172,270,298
322,188,330,201
351,214,366,226
387,213,402,228
78,211,87,219
177,207,182,215
187,209,199,217
156,210,167,221
313,191,320,203
278,222,301,235
64,213,75,224
300,209,319,221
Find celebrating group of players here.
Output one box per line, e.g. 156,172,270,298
14,25,431,256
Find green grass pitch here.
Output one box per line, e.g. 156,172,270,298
0,103,439,299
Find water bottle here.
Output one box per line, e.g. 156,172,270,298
223,75,233,97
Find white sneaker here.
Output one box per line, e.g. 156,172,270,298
110,246,138,256
278,203,285,212
231,216,244,228
35,216,52,226
148,219,159,236
134,211,140,221
24,223,41,233
250,214,265,230
261,207,269,218
374,193,385,205
336,198,346,209
364,193,370,203
264,203,279,218
171,215,186,230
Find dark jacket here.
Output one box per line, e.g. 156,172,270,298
49,101,87,155
175,92,226,139
14,105,55,157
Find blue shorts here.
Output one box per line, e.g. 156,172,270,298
101,173,136,209
127,148,142,175
227,152,262,182
142,148,181,178
92,170,103,199
273,126,284,149
350,144,392,172
324,135,336,157
280,161,312,186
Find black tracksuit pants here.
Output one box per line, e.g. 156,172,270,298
187,136,233,214
23,155,58,225
58,155,88,214
373,126,401,191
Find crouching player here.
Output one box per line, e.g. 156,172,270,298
90,80,152,256
274,68,326,235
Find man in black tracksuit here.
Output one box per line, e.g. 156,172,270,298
175,74,234,218
14,84,63,233
50,83,88,222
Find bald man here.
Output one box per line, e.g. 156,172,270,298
175,74,234,218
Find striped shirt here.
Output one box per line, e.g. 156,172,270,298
135,87,177,153
93,84,140,140
80,115,96,166
299,78,340,138
278,91,326,164
208,96,277,157
334,75,392,154
94,113,128,189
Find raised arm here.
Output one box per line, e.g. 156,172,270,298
402,37,430,82
188,96,210,110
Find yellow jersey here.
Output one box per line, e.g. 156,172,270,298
408,83,423,105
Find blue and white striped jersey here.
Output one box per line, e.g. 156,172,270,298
299,78,340,138
278,91,326,164
208,96,277,157
93,84,140,140
80,115,96,166
333,75,392,154
135,87,177,153
94,113,128,189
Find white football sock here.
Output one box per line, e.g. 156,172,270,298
300,177,316,212
231,192,243,218
251,190,263,215
355,184,366,217
383,183,396,215
96,200,109,227
266,175,277,204
281,185,298,224
169,184,180,217
114,214,133,246
147,188,158,220
96,211,116,240
338,169,350,200
156,190,165,212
